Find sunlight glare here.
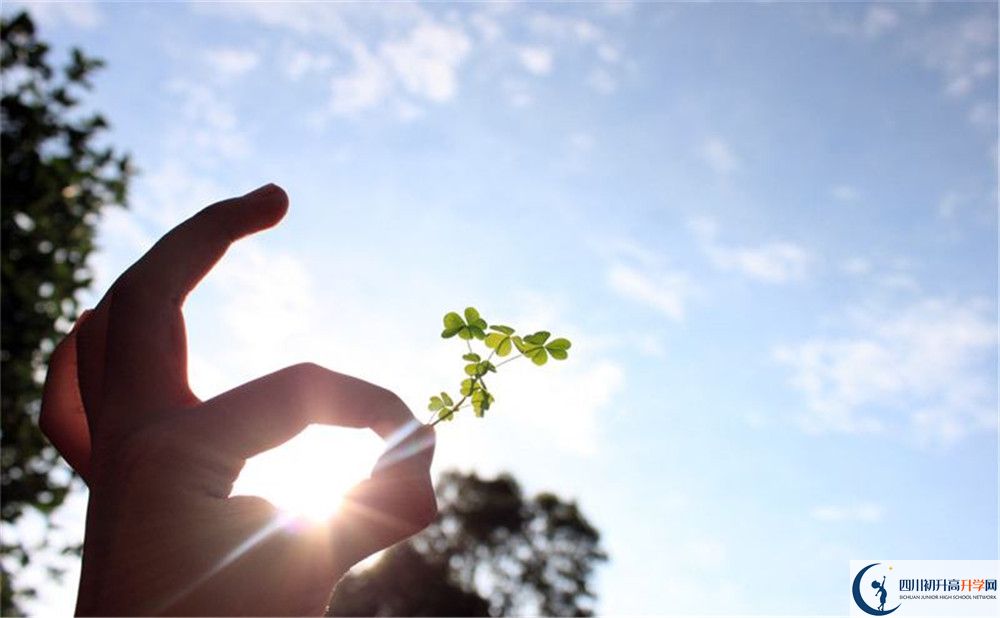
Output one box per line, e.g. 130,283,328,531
229,426,385,522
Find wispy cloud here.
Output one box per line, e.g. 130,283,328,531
283,49,333,81
382,22,472,103
774,298,998,445
517,45,553,75
698,136,741,176
919,14,996,98
20,0,102,29
689,216,812,284
831,184,860,203
607,263,692,321
328,45,394,116
205,47,260,78
165,80,251,162
587,67,617,94
861,5,899,38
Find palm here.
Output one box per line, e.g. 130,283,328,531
40,186,436,616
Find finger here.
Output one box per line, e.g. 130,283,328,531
119,183,289,306
331,424,437,568
190,363,417,461
101,184,288,413
40,311,93,481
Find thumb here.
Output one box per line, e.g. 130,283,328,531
330,422,437,568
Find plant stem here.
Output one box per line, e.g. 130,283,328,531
495,353,523,368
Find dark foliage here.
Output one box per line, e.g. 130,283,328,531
328,470,607,617
1,11,131,614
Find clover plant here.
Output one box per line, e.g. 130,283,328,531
427,307,572,426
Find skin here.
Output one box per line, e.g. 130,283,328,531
39,184,437,616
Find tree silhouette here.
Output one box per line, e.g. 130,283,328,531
1,12,132,614
328,470,607,617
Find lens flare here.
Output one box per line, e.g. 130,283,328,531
230,425,385,522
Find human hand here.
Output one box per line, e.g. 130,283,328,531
39,184,437,616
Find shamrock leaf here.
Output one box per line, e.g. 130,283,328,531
441,312,464,338
485,332,514,357
545,337,572,361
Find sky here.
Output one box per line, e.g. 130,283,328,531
3,1,998,615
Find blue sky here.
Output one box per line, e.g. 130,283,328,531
5,1,998,615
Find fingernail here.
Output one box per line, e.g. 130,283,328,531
244,183,279,198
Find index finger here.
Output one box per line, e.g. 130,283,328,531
98,184,288,414
121,183,289,306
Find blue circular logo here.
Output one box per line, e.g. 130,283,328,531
852,563,901,615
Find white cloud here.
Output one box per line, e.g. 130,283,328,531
967,100,996,128
197,3,471,116
841,257,871,276
569,131,595,152
517,45,553,75
469,11,503,44
502,78,533,108
607,263,691,321
165,80,251,161
284,49,333,81
382,22,471,103
22,0,102,29
715,242,811,283
586,67,617,94
329,46,393,115
918,13,997,98
597,43,621,63
831,184,860,202
327,21,471,115
689,216,812,284
698,136,741,175
861,5,898,38
205,47,260,78
774,298,998,445
810,503,884,523
937,191,962,218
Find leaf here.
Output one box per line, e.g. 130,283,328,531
458,327,474,340
441,392,454,407
546,337,571,351
546,337,571,360
524,331,551,345
484,332,505,350
512,335,527,353
443,311,464,329
497,337,512,356
489,324,515,335
464,307,480,324
464,363,479,376
460,378,474,396
441,326,462,338
463,352,481,362
428,396,443,411
527,348,549,366
469,325,487,340
438,408,455,422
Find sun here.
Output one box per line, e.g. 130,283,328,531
229,425,386,523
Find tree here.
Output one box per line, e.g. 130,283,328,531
1,12,131,614
328,471,608,617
